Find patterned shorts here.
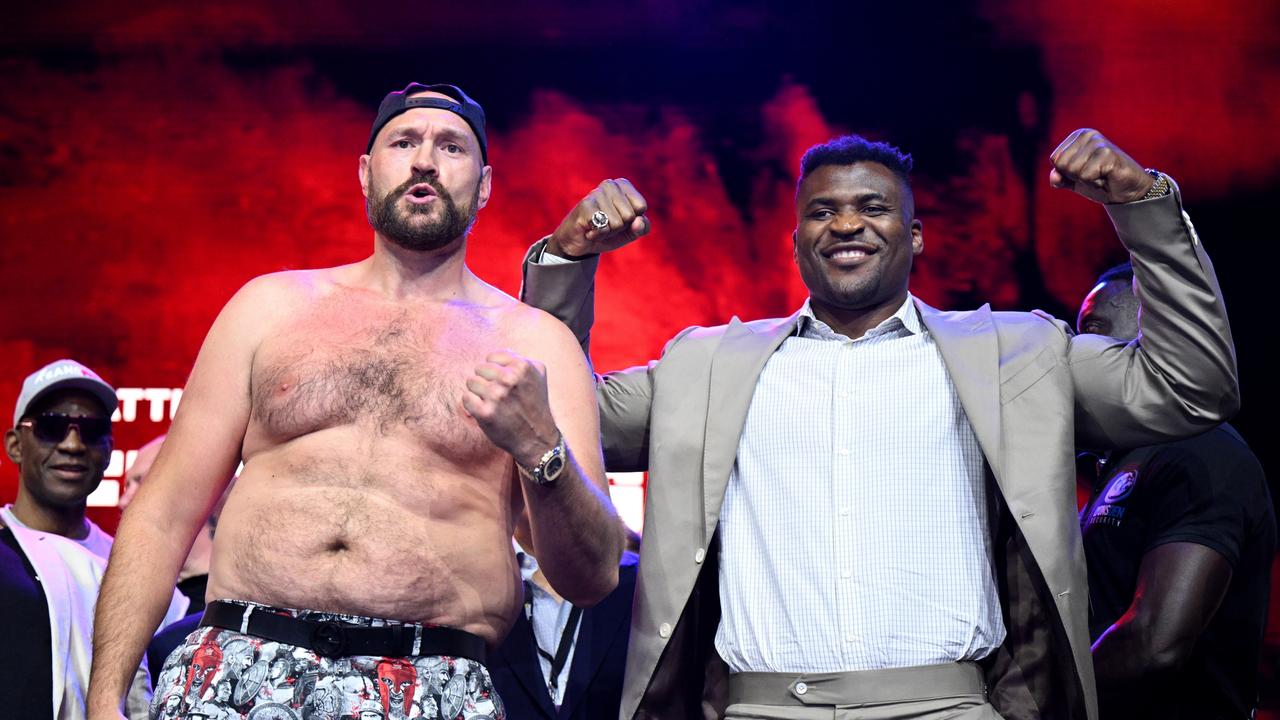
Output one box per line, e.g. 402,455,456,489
150,602,505,720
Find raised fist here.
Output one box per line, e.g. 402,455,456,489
547,178,651,258
463,350,560,468
1049,129,1156,205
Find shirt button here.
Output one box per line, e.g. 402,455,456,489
659,623,672,638
694,548,705,564
837,448,850,456
840,507,850,516
836,390,849,399
841,569,851,579
794,681,808,695
845,635,856,643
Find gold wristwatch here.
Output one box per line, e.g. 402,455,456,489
1143,169,1171,200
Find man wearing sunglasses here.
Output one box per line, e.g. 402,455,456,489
3,359,118,555
2,358,181,719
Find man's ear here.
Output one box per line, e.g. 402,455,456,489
4,429,22,466
792,229,799,264
911,218,924,256
358,154,371,200
476,165,493,210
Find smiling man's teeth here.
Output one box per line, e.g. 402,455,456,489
832,249,867,258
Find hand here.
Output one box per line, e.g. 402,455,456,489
1049,129,1155,204
547,178,651,258
463,351,560,468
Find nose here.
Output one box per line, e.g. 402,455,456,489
411,144,438,179
56,425,87,453
830,210,864,236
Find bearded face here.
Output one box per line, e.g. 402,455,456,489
365,173,480,253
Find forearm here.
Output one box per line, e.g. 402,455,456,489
1092,612,1158,690
522,445,622,607
1107,189,1238,421
87,509,191,714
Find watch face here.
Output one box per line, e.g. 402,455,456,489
542,454,566,483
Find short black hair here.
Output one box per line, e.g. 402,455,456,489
1095,262,1134,286
798,134,914,191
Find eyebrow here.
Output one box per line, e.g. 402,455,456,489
804,191,891,209
387,125,474,149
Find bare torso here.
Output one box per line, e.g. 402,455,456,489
207,270,529,644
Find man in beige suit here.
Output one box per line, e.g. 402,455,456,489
520,130,1237,719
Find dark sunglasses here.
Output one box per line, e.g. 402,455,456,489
17,413,112,445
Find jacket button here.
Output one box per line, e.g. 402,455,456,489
694,548,705,564
794,681,808,695
659,623,672,638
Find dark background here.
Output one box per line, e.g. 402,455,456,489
3,0,1279,705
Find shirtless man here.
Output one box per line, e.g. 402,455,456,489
86,82,624,719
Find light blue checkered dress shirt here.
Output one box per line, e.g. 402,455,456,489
714,295,1006,673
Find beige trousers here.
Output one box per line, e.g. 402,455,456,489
725,662,1004,720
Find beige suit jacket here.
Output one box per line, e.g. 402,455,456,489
521,187,1238,720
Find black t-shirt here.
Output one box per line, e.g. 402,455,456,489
0,526,55,718
1080,424,1276,719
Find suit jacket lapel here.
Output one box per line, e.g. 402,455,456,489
916,300,1004,482
700,312,802,540
498,609,558,720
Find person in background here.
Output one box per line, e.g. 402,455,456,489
1077,262,1275,719
489,515,638,720
2,358,171,719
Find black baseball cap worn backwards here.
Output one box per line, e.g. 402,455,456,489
367,83,488,164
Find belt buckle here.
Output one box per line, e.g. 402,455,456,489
311,620,346,658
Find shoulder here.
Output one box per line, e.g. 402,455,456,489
498,300,586,362
665,314,794,352
1166,425,1265,479
216,269,327,327
229,268,330,307
993,308,1067,332
8,524,107,585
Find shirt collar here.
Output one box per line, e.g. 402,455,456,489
796,294,922,340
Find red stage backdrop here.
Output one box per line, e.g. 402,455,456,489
3,0,1278,626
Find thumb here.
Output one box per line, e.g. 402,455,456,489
630,215,651,238
1048,168,1072,189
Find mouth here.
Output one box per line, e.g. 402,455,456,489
404,183,438,205
49,463,90,479
821,241,879,268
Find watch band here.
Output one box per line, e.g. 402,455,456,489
517,435,566,486
1142,169,1171,200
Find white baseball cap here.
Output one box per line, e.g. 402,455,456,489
13,359,118,426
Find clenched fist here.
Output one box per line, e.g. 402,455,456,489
547,178,651,258
463,351,560,468
1049,129,1156,205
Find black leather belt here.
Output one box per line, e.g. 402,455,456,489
200,600,486,663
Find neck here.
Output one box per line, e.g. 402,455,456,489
11,492,89,540
363,234,472,300
809,291,909,340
